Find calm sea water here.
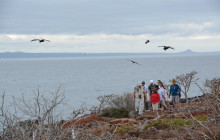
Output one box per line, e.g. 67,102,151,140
0,54,220,117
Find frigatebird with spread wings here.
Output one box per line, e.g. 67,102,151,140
158,46,175,51
127,59,141,66
145,40,150,45
31,39,51,43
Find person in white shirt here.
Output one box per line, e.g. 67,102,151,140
157,80,167,110
132,82,147,115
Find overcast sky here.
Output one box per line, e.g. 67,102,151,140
0,0,220,53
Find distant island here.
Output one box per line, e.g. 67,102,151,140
0,49,220,59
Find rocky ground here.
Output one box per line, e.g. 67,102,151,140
1,94,220,140
60,94,220,140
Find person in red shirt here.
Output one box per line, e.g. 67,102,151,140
150,85,160,112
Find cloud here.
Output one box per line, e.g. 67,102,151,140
0,33,220,53
188,35,220,40
170,22,213,31
0,0,219,35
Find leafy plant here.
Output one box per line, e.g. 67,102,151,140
116,126,134,134
100,107,129,118
144,114,208,130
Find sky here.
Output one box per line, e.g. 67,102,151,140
0,0,220,53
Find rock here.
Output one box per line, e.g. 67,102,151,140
62,120,77,129
110,119,122,124
179,98,186,103
128,129,140,137
62,115,104,129
138,129,158,139
137,114,156,120
173,112,186,118
110,118,138,125
128,119,138,124
88,128,103,137
129,111,137,118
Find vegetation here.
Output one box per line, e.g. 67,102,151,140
116,126,135,134
100,107,129,118
144,114,208,130
95,92,134,117
172,71,198,107
1,73,220,139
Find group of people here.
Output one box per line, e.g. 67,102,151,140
132,79,181,115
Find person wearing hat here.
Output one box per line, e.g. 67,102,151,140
148,80,156,96
169,79,181,108
132,82,147,115
142,81,150,112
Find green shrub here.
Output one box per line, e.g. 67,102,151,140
116,126,134,134
97,93,135,114
100,107,129,118
144,114,208,130
195,114,208,122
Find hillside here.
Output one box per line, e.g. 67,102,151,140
0,50,220,59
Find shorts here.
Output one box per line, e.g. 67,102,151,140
172,96,180,104
152,102,159,111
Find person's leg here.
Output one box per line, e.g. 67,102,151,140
155,102,160,117
149,99,152,110
139,99,145,115
159,101,162,108
173,96,179,109
152,103,155,112
144,97,149,111
175,96,180,109
145,101,149,111
172,96,175,108
162,100,167,109
135,98,140,113
165,101,169,108
176,96,180,103
155,102,159,111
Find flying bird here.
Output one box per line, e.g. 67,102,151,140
31,39,51,43
158,46,175,51
127,59,141,66
145,40,150,45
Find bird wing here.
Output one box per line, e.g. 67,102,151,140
169,47,175,49
44,39,51,42
126,59,141,65
31,39,40,42
158,46,165,48
135,62,141,66
145,40,149,44
127,59,137,63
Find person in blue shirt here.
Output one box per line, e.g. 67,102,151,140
169,79,181,108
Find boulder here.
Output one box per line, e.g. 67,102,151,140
62,115,104,129
137,114,156,120
110,118,138,125
88,128,103,137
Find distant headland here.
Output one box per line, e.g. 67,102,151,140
0,49,219,59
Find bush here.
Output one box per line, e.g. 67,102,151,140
205,78,220,95
144,114,208,130
110,93,135,113
100,108,129,118
97,92,134,112
116,126,134,134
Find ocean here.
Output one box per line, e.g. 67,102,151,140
0,54,219,117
